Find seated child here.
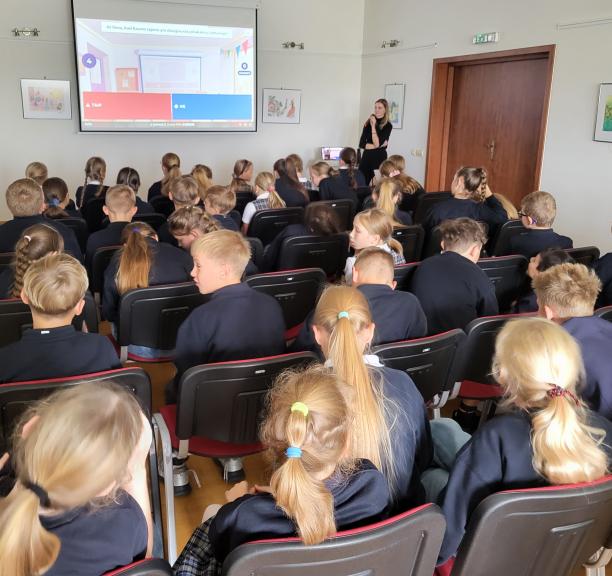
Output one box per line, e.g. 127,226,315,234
273,157,309,208
0,224,63,300
437,317,612,564
311,161,358,208
386,154,425,214
287,153,309,185
229,159,254,194
25,161,47,185
534,263,612,419
116,167,155,215
338,147,367,188
411,218,498,335
594,252,612,307
148,152,181,200
0,178,82,260
157,175,201,245
372,177,412,226
509,190,573,257
172,230,285,400
173,365,390,574
345,208,405,284
168,205,220,251
191,164,213,203
241,171,286,234
203,185,239,231
0,382,153,574
85,185,137,269
0,253,120,382
42,177,79,219
76,156,108,208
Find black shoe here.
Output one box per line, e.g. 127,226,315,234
452,407,481,434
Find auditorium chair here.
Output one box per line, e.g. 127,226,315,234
90,245,121,300
60,216,89,253
133,212,167,231
104,559,173,575
413,191,452,225
116,281,208,362
477,254,528,312
308,199,354,231
150,195,175,218
393,262,421,292
392,224,425,263
490,219,526,256
223,503,446,576
81,196,107,233
355,185,372,211
439,475,612,576
276,234,349,279
235,190,255,215
246,268,326,340
595,305,612,322
247,207,304,245
565,246,601,267
421,225,443,260
373,329,466,414
0,252,13,275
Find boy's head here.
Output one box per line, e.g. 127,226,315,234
353,247,396,289
103,185,137,222
168,206,220,250
6,178,44,217
22,253,88,325
203,185,236,216
520,191,557,229
168,176,199,208
533,262,601,320
439,217,487,262
190,230,250,294
25,162,48,185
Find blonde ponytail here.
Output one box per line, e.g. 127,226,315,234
116,222,156,294
494,317,608,485
355,209,403,257
374,179,404,227
255,171,285,209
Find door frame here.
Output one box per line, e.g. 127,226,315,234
424,45,555,192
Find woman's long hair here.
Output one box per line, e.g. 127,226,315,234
116,222,157,294
364,99,389,128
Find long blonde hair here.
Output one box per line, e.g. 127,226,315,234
191,164,213,202
261,365,353,545
0,382,143,576
116,222,157,294
254,171,285,209
161,152,181,197
374,178,404,227
312,285,396,491
354,209,403,256
493,318,608,484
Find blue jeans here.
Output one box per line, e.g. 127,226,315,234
111,324,175,359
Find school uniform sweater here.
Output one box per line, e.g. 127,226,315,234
508,228,573,258
156,221,179,247
42,490,147,576
438,410,612,563
411,251,499,335
0,215,83,261
338,166,367,188
563,315,612,419
213,213,240,231
76,183,109,208
318,175,358,209
0,268,13,299
85,221,129,270
394,209,413,226
147,180,162,201
209,459,389,563
423,196,508,233
135,196,155,215
0,325,121,383
595,252,612,307
102,239,193,323
275,178,309,208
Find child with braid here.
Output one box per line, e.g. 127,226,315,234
174,365,389,575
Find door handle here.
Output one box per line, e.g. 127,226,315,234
486,140,496,160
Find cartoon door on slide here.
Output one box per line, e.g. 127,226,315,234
86,43,109,92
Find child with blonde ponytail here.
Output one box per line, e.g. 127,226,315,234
0,382,152,576
438,317,612,564
241,171,286,233
173,365,389,575
371,177,412,226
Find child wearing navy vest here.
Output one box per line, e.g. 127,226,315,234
203,185,240,231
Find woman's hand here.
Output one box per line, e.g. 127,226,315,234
369,115,377,128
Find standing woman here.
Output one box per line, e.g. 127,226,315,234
358,99,392,185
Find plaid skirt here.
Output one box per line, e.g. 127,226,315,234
173,519,222,576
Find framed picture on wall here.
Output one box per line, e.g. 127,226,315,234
20,79,71,120
594,83,612,142
384,83,405,129
262,88,301,124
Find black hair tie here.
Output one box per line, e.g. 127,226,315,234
23,480,51,507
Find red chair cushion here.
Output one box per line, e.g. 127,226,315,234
459,380,504,399
284,323,303,341
434,557,455,576
159,404,263,457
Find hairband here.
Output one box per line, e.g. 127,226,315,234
24,235,32,243
290,402,309,417
547,385,579,406
337,311,350,320
23,480,50,507
285,446,302,459
49,198,60,207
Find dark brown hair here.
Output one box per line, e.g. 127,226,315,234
42,177,69,219
305,203,343,235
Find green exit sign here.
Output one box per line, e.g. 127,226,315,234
473,32,499,44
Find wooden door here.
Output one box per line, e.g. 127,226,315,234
426,46,554,207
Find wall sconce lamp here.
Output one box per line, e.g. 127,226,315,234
282,41,304,50
12,27,40,37
381,39,400,48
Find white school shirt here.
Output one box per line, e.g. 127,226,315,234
242,192,270,225
344,242,396,285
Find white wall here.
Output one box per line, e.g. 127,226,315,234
360,0,612,252
0,0,365,219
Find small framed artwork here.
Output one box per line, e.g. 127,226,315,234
20,79,72,120
594,83,612,142
384,83,405,129
262,88,301,124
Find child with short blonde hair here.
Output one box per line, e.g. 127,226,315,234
203,185,239,231
25,161,48,185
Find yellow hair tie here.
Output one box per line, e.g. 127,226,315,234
290,402,309,417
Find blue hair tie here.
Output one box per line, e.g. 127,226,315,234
285,446,302,459
50,198,60,207
337,311,350,320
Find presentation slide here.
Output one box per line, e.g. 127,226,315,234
74,18,255,132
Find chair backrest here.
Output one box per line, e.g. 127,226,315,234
176,352,318,442
247,207,304,245
0,367,151,452
477,255,528,312
235,191,255,215
149,195,175,218
421,226,443,260
90,245,121,296
393,262,421,292
60,217,89,253
392,225,425,263
309,199,355,231
451,476,612,576
104,558,173,576
277,234,349,278
373,330,466,405
594,305,612,322
117,282,207,351
76,291,99,333
133,212,167,231
355,185,372,211
246,236,264,271
413,191,452,224
81,196,106,233
0,252,14,275
246,268,326,330
565,246,601,267
490,219,526,256
223,503,446,576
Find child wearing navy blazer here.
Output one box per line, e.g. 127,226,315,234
42,177,80,219
156,175,201,246
203,185,240,231
116,167,155,215
76,156,108,208
147,151,181,200
273,157,310,208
